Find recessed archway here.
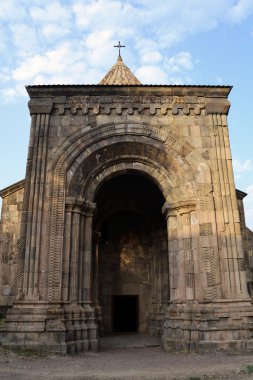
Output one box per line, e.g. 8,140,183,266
92,173,168,336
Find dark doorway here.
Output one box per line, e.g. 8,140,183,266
94,174,167,334
112,295,138,332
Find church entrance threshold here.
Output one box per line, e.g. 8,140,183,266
112,295,138,332
100,333,160,349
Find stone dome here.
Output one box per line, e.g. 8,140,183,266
99,55,141,85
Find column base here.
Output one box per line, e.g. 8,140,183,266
148,303,166,337
162,300,253,353
0,301,98,354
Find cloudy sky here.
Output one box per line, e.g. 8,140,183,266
0,0,253,227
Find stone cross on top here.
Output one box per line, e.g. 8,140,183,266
114,41,125,57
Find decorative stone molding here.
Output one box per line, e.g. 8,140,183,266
28,98,53,114
162,200,196,218
65,197,96,216
82,157,175,202
69,95,205,106
48,94,231,116
0,179,25,199
51,95,207,116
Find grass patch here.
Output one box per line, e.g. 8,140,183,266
239,364,253,375
0,345,48,358
0,318,6,327
11,348,48,358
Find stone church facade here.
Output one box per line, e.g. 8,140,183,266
1,54,253,353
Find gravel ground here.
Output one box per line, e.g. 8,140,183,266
1,346,253,380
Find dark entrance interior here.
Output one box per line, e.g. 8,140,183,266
112,295,138,332
93,173,168,335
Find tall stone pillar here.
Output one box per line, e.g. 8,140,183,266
0,100,69,352
69,203,82,302
208,112,248,299
62,202,73,302
80,201,98,351
81,202,96,303
19,100,53,300
62,199,98,353
162,201,197,304
149,230,168,337
162,196,253,352
91,231,103,334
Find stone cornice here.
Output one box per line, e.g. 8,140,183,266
236,189,247,200
26,85,232,98
28,98,53,114
0,179,25,199
25,87,231,115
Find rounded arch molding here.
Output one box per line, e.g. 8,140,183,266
47,122,211,301
82,158,175,202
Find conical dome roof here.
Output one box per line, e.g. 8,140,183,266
99,55,141,85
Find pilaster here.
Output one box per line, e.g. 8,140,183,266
209,113,248,299
20,100,52,300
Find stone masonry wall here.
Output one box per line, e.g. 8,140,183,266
0,181,24,306
237,190,253,295
22,86,245,303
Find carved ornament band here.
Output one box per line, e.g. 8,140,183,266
162,200,196,218
65,197,96,215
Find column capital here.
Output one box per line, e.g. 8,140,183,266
162,199,196,218
28,98,53,114
65,197,84,213
65,197,96,215
83,201,96,216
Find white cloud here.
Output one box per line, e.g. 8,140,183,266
136,65,168,84
0,83,26,103
85,29,117,67
0,68,11,83
30,2,71,24
244,184,253,230
9,41,107,87
73,0,138,30
1,1,253,102
0,0,27,20
165,52,194,73
226,0,253,23
12,42,87,83
233,159,252,174
137,39,163,65
41,24,70,40
10,23,41,58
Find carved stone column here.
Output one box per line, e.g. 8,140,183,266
62,201,74,301
92,231,103,334
208,113,248,299
81,202,96,304
19,101,52,300
62,198,98,353
69,202,82,303
149,230,168,337
162,200,197,303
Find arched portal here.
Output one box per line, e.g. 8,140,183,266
92,174,168,336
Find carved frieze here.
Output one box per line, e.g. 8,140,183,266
53,95,206,116
68,95,205,105
162,200,196,218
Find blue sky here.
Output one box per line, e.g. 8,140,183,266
0,0,253,228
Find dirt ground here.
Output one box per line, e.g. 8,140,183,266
1,346,253,380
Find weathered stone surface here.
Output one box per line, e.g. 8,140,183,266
0,180,25,307
0,80,253,353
